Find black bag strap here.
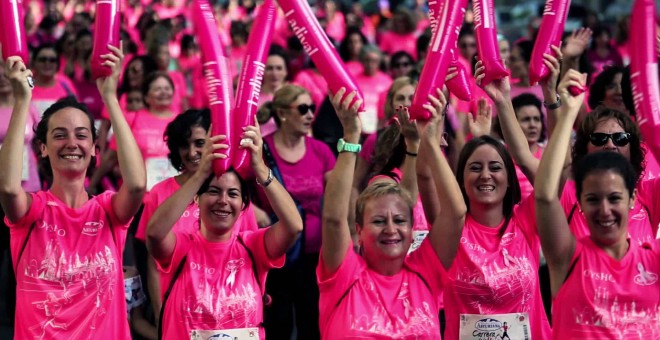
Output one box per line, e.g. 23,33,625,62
158,255,187,340
237,236,270,326
567,203,578,224
14,222,36,273
262,140,285,186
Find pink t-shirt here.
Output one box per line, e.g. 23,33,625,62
442,196,552,340
552,238,660,339
168,70,187,114
561,179,658,246
0,105,41,192
317,240,444,339
293,69,328,110
514,145,544,199
325,12,346,43
359,132,377,163
379,31,418,60
136,176,259,242
354,72,392,134
6,190,130,339
31,74,78,116
228,44,247,81
261,135,336,253
156,228,284,340
109,109,175,160
345,60,364,78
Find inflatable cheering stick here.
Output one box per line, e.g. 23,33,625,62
192,0,234,176
90,0,121,79
472,0,508,85
446,49,472,102
529,0,571,85
0,0,31,87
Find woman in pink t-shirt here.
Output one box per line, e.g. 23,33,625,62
318,88,455,339
535,72,660,338
0,47,146,339
338,27,368,77
510,94,547,199
30,44,79,117
146,121,303,340
257,47,289,137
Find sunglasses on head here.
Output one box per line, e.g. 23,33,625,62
291,103,316,115
37,56,58,63
589,132,631,147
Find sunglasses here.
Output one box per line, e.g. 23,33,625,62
589,132,631,147
393,61,411,68
291,103,316,115
36,56,58,64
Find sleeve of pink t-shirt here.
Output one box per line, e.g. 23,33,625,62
513,193,539,249
636,177,660,237
239,228,286,285
404,238,445,296
359,133,377,162
313,138,337,173
156,230,194,279
317,246,365,310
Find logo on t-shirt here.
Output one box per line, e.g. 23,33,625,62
225,259,246,288
82,221,104,237
634,263,658,286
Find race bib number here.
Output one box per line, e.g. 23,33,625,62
459,313,531,340
191,327,260,340
408,230,429,254
0,144,30,181
146,158,179,191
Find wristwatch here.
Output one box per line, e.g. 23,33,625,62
337,138,362,153
543,93,562,110
256,168,274,187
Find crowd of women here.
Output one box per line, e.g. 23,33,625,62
1,0,659,339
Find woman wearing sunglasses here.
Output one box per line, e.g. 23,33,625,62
535,70,660,338
257,84,336,339
30,44,79,117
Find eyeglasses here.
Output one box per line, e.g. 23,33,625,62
589,132,631,147
392,61,411,69
290,103,316,115
36,56,58,64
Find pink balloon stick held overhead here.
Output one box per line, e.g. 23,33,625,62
192,0,234,176
0,0,32,87
629,0,660,160
90,0,121,79
472,0,508,85
446,49,472,102
278,0,364,111
232,0,276,177
409,0,468,121
529,0,571,85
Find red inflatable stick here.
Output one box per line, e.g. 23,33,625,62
278,0,363,110
192,0,234,176
410,0,468,120
630,0,660,160
446,49,472,102
232,0,276,177
90,0,121,79
0,0,28,63
529,0,571,85
472,0,508,85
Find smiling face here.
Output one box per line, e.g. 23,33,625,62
199,172,244,239
358,194,413,262
462,144,508,208
602,73,626,112
580,170,633,247
516,105,542,145
178,125,206,173
587,118,631,161
34,48,59,78
145,76,174,110
40,108,96,176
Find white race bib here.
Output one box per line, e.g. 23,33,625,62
459,313,531,340
146,157,179,191
0,144,30,181
408,230,429,254
191,327,260,340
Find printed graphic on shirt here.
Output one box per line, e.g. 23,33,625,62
571,285,660,336
191,327,259,340
22,239,119,339
348,281,438,337
454,246,536,315
180,257,258,329
459,313,531,340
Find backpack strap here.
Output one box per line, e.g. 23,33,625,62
14,222,37,273
158,255,187,340
567,203,578,224
237,235,270,326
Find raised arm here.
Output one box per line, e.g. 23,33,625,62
476,61,539,183
244,120,303,259
146,133,227,261
396,108,420,205
0,58,34,223
420,89,467,270
534,70,586,296
321,89,363,274
97,44,146,224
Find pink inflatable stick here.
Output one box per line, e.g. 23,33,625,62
529,0,571,85
0,0,31,87
90,0,121,79
446,49,472,101
473,0,508,85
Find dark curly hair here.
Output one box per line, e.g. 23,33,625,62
164,109,211,172
572,106,645,178
588,66,624,110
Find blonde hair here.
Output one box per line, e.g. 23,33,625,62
355,182,415,226
258,84,309,127
384,76,417,121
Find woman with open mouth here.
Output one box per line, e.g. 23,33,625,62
0,45,145,339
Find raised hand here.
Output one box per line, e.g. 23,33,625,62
96,43,124,98
475,60,511,104
418,88,447,144
330,87,363,138
239,117,268,174
197,127,229,179
467,98,492,138
539,45,562,93
5,56,33,101
395,106,419,146
557,69,587,115
562,28,592,59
